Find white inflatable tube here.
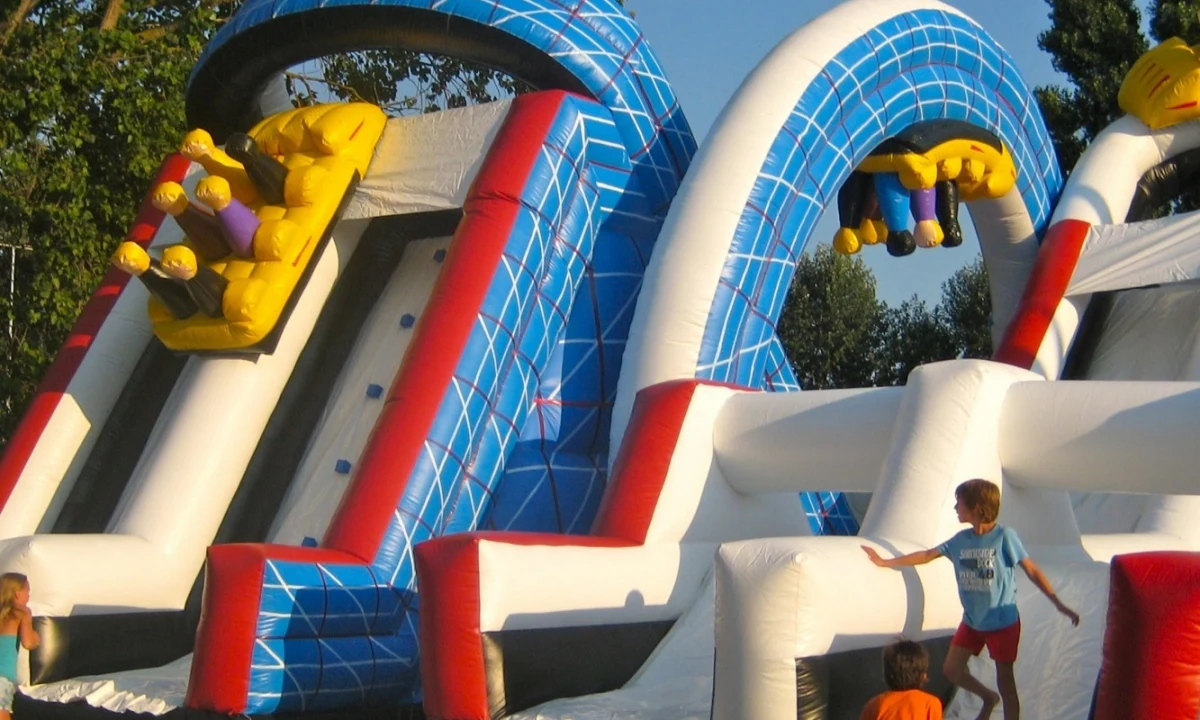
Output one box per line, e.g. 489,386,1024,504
1001,380,1200,496
973,191,1042,346
477,541,715,632
712,387,902,494
0,221,367,616
0,282,156,538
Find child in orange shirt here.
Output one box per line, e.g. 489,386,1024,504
861,639,942,720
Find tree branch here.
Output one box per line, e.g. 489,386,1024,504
99,0,122,30
0,0,39,48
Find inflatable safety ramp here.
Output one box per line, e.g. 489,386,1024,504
415,360,1200,720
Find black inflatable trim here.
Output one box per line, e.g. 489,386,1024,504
869,119,1004,157
481,620,675,719
186,6,589,141
795,636,957,720
29,613,194,686
51,341,187,534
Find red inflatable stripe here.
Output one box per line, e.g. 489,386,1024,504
592,379,711,543
992,218,1091,369
323,91,568,562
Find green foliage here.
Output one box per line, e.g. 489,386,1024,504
778,249,993,389
937,256,993,360
1034,0,1147,174
291,51,531,116
874,297,956,386
776,245,884,390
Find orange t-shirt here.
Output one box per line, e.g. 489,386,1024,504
860,689,943,720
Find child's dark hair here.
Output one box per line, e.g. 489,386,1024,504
955,478,1001,524
882,638,929,690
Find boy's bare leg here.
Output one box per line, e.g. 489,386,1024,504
995,661,1019,720
943,645,1000,719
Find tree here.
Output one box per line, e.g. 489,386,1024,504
1034,0,1147,174
777,244,884,390
938,256,993,360
874,296,957,386
778,248,995,389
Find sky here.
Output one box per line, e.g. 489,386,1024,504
627,0,1071,307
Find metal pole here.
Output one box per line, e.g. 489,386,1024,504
7,245,13,338
0,242,30,339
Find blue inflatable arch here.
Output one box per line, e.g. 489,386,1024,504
699,7,1063,386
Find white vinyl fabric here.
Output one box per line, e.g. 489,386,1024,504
1033,115,1200,380
0,221,366,617
610,0,990,458
343,101,510,220
1067,211,1200,297
15,101,510,713
268,235,452,546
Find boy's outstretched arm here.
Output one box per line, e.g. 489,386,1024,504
861,545,942,568
1019,557,1081,626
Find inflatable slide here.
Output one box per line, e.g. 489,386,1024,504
5,0,1200,719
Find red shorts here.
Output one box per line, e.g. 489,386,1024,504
952,618,1021,663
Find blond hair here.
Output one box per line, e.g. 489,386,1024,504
0,573,28,627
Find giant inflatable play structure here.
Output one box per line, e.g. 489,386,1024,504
4,0,1200,718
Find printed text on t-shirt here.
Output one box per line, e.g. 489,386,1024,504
957,547,995,592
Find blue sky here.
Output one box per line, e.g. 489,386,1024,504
628,0,1071,307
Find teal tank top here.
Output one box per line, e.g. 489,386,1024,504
0,633,18,681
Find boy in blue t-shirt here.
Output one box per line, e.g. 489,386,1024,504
861,479,1080,720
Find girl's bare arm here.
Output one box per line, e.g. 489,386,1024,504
16,608,39,650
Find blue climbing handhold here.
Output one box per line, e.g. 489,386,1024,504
334,459,352,475
366,383,384,399
301,536,319,548
433,249,447,263
400,314,415,328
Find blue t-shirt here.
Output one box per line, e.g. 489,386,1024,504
937,525,1029,631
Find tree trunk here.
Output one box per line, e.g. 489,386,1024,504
99,0,123,31
0,0,39,47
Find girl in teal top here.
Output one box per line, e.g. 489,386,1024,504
0,572,40,719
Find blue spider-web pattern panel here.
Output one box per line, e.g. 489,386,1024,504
693,9,1064,536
